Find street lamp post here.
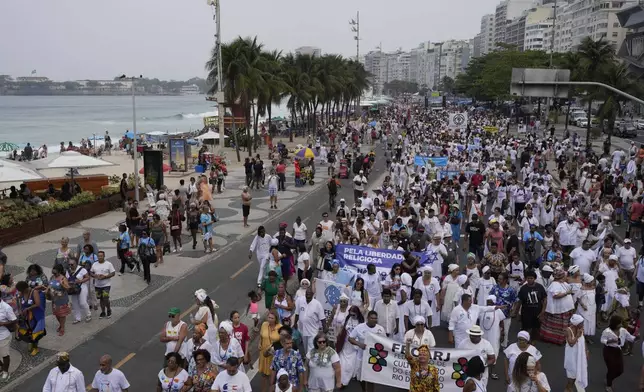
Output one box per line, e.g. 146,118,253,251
120,74,142,202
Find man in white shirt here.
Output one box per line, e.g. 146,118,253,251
352,170,368,203
294,288,327,355
359,191,374,212
374,289,399,337
404,289,433,330
449,294,502,347
249,226,273,287
318,212,334,239
42,352,85,392
348,311,386,386
616,238,637,285
457,325,496,387
211,357,252,392
556,215,580,264
336,198,350,217
570,240,597,275
90,251,115,319
0,295,16,380
90,354,130,392
360,264,383,310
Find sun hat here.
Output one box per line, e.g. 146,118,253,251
466,325,483,336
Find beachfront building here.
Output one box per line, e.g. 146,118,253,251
480,13,497,55
617,3,644,77
364,50,387,95
472,34,483,58
409,41,433,87
295,46,322,57
524,6,555,51
547,0,630,53
495,0,535,45
16,76,50,83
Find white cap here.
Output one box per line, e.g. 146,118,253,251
542,265,554,272
486,295,497,302
482,266,490,274
609,254,619,261
413,315,426,325
448,264,459,272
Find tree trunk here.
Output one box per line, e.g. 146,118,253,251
565,100,571,131
245,106,252,157
289,110,296,142
253,106,260,154
231,115,241,162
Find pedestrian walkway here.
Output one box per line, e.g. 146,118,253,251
0,160,330,388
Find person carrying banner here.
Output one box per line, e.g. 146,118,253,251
403,341,440,392
457,325,495,388
449,293,505,347
348,311,386,392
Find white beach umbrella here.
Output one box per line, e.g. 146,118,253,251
0,159,45,183
195,130,221,140
46,151,115,169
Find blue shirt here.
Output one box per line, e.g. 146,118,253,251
79,253,97,266
522,231,543,242
333,267,356,286
490,284,517,317
119,232,130,249
200,213,213,234
139,237,156,247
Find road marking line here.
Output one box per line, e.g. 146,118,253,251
114,352,136,368
231,261,253,280
85,353,136,390
247,358,261,381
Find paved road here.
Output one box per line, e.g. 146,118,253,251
12,145,643,392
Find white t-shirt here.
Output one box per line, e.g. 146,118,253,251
616,246,637,270
569,247,596,275
458,338,495,365
0,301,17,340
297,252,311,271
91,369,130,392
295,297,326,337
157,368,189,391
211,370,252,392
404,301,433,323
91,261,116,288
293,222,308,241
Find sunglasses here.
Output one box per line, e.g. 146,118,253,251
168,314,177,318
317,340,327,344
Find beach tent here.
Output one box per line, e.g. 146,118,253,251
47,151,114,169
195,130,228,140
0,142,19,152
0,159,45,183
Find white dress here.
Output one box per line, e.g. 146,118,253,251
504,344,542,388
338,318,360,385
479,309,507,359
330,307,349,343
575,288,596,336
476,277,497,305
441,275,459,322
194,303,219,346
564,327,587,386
466,266,481,293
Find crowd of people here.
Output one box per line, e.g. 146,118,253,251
2,103,644,391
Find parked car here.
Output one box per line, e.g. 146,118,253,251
576,118,588,128
637,118,644,130
607,122,637,138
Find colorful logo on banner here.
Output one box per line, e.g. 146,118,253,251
368,343,388,372
314,278,349,318
360,333,477,391
414,156,448,167
436,170,476,180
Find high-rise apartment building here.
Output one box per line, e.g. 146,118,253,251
524,6,554,50
480,14,497,55
495,0,535,45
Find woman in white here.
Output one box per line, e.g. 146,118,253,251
306,331,341,392
395,273,413,341
599,255,621,313
440,264,461,322
479,294,506,380
337,306,362,386
413,266,441,327
403,315,436,347
453,275,473,307
541,268,575,345
564,314,588,392
295,279,310,301
161,308,189,361
509,353,551,392
211,322,245,373
155,193,170,221
328,293,350,344
465,255,481,293
66,256,91,324
575,273,597,341
192,289,219,346
504,331,542,388
601,314,636,391
346,277,370,314
540,194,555,228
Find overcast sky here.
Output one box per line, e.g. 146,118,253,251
1,0,499,81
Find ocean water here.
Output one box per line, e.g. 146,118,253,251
0,95,289,152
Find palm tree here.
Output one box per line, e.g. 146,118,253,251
576,37,615,147
557,51,581,131
596,62,639,145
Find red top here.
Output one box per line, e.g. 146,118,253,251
631,202,644,221
276,163,286,174
232,323,250,353
471,173,483,187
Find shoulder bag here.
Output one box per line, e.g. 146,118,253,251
67,268,83,295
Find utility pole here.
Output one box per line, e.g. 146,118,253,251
350,12,361,113
376,42,383,96
207,0,235,161
544,0,558,126
119,74,141,202
350,12,360,62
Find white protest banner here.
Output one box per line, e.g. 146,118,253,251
449,113,468,129
314,278,348,319
360,333,477,391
